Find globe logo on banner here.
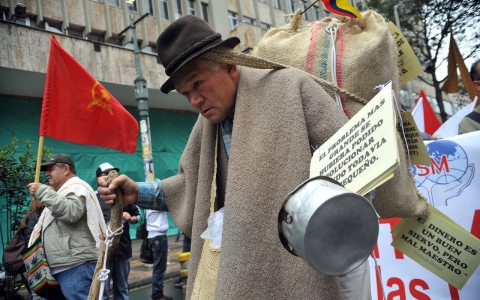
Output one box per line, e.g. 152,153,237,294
412,140,474,206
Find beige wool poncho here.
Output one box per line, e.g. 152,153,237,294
163,67,351,299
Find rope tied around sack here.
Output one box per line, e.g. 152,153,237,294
201,49,367,105
325,21,344,110
286,8,304,31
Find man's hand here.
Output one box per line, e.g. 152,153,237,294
97,174,138,205
27,182,43,197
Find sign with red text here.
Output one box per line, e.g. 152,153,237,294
369,131,480,299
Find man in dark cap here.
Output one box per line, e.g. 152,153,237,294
27,154,106,300
98,15,363,300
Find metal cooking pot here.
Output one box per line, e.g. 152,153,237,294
278,176,379,276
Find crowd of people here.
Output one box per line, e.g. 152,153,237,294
14,14,479,300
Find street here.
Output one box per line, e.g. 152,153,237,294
128,277,184,300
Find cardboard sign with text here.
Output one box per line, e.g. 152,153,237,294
388,22,423,85
310,83,399,195
399,111,431,165
391,205,480,290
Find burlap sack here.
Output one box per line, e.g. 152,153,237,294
191,238,221,300
254,10,428,218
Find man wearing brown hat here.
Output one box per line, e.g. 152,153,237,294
98,16,359,299
27,154,107,299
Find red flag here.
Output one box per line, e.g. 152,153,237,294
40,36,138,153
411,90,441,135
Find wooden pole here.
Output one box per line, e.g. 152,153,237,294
88,170,123,300
34,136,44,183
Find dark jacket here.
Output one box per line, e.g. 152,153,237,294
98,193,139,259
21,210,42,245
458,105,480,134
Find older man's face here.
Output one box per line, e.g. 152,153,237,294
175,62,238,124
45,164,68,191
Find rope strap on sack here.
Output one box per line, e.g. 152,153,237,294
325,21,344,110
201,49,367,105
97,223,124,300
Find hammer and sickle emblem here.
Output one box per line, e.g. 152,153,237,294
88,81,113,115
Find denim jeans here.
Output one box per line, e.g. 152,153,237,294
53,260,96,300
102,258,130,300
30,291,46,300
148,235,168,299
183,235,191,253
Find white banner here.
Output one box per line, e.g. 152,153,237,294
369,131,480,299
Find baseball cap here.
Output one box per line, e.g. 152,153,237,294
96,162,120,177
40,154,75,171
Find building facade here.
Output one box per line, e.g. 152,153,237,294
0,0,330,110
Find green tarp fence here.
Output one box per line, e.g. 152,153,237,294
0,95,197,259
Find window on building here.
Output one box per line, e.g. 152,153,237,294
258,0,268,3
144,0,154,15
314,5,321,20
108,0,120,6
160,0,169,20
124,41,142,50
126,0,138,11
174,0,183,19
86,32,106,43
14,17,27,25
27,16,38,27
67,27,84,38
143,45,157,54
290,0,295,13
29,17,38,28
201,2,209,23
45,19,63,33
106,37,123,46
273,0,281,9
0,9,6,20
242,16,255,25
228,11,238,29
188,0,196,15
260,22,270,30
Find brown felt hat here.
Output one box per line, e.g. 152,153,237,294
157,15,240,94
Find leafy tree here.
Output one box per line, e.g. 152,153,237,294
0,137,51,250
362,0,480,122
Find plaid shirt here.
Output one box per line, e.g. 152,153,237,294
137,118,233,209
220,118,233,159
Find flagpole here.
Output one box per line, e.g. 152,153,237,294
119,3,155,183
34,136,44,183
